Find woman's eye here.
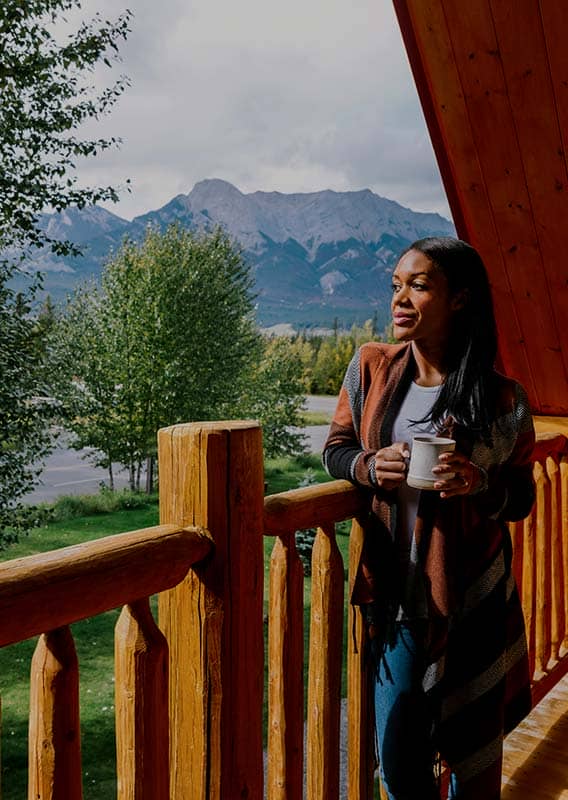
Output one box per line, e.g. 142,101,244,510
391,284,401,293
412,283,427,291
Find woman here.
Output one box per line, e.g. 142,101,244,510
323,237,535,799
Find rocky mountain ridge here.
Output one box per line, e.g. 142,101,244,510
26,179,455,328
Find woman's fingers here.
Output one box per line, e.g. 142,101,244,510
375,443,409,488
433,453,478,497
372,444,482,498
377,451,408,468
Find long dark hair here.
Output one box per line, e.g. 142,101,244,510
403,236,498,441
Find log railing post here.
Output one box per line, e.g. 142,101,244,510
561,455,568,659
28,627,82,800
533,460,550,680
521,506,537,678
267,533,304,800
306,523,344,800
158,421,265,800
547,455,562,669
347,518,376,800
115,599,170,800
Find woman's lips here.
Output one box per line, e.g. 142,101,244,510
393,313,415,325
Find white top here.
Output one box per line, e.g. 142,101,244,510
391,381,442,618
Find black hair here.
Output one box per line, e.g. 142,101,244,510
401,236,498,442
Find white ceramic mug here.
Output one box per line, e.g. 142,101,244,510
407,436,456,490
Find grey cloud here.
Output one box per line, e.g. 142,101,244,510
74,0,449,221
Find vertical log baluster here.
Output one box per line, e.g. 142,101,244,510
561,456,568,658
547,455,562,669
306,523,344,800
521,507,536,679
28,627,82,800
533,460,550,680
267,533,304,800
347,518,375,800
509,519,524,589
115,598,169,800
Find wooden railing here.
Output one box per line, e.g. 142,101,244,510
0,421,565,799
264,481,368,800
510,433,568,704
0,523,211,799
263,431,568,799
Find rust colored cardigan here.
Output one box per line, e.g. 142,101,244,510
323,342,536,795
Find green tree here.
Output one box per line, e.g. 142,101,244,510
311,336,355,395
298,320,382,395
51,280,135,490
0,271,56,544
231,336,307,458
0,0,131,257
54,225,306,489
0,1,130,541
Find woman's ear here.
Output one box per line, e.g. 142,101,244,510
451,288,469,311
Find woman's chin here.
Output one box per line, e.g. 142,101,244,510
393,326,415,342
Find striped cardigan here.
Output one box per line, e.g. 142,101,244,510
323,342,536,798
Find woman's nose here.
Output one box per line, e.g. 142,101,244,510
393,286,411,305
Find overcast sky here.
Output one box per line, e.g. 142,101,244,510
74,0,451,222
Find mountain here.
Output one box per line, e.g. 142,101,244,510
20,179,455,329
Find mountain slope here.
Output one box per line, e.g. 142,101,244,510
21,179,455,328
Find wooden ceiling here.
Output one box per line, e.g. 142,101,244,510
393,0,568,415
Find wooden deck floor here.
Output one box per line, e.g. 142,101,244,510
502,673,568,799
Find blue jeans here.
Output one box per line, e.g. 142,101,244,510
374,622,461,800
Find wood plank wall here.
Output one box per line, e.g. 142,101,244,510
393,0,568,415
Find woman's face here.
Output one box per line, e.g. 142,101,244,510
391,249,461,348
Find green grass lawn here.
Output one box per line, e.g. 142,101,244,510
0,454,350,798
299,409,333,426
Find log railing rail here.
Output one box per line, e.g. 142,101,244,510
0,521,211,799
0,421,565,799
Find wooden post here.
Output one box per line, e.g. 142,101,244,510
347,518,376,800
306,523,344,800
267,533,304,800
522,506,537,678
115,599,170,800
158,421,265,800
561,456,568,658
547,455,562,669
534,460,550,680
28,627,82,800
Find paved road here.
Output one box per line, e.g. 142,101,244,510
297,393,336,454
25,396,338,504
24,436,141,504
304,394,339,415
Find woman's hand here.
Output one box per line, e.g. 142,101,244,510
374,442,410,490
432,451,483,498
